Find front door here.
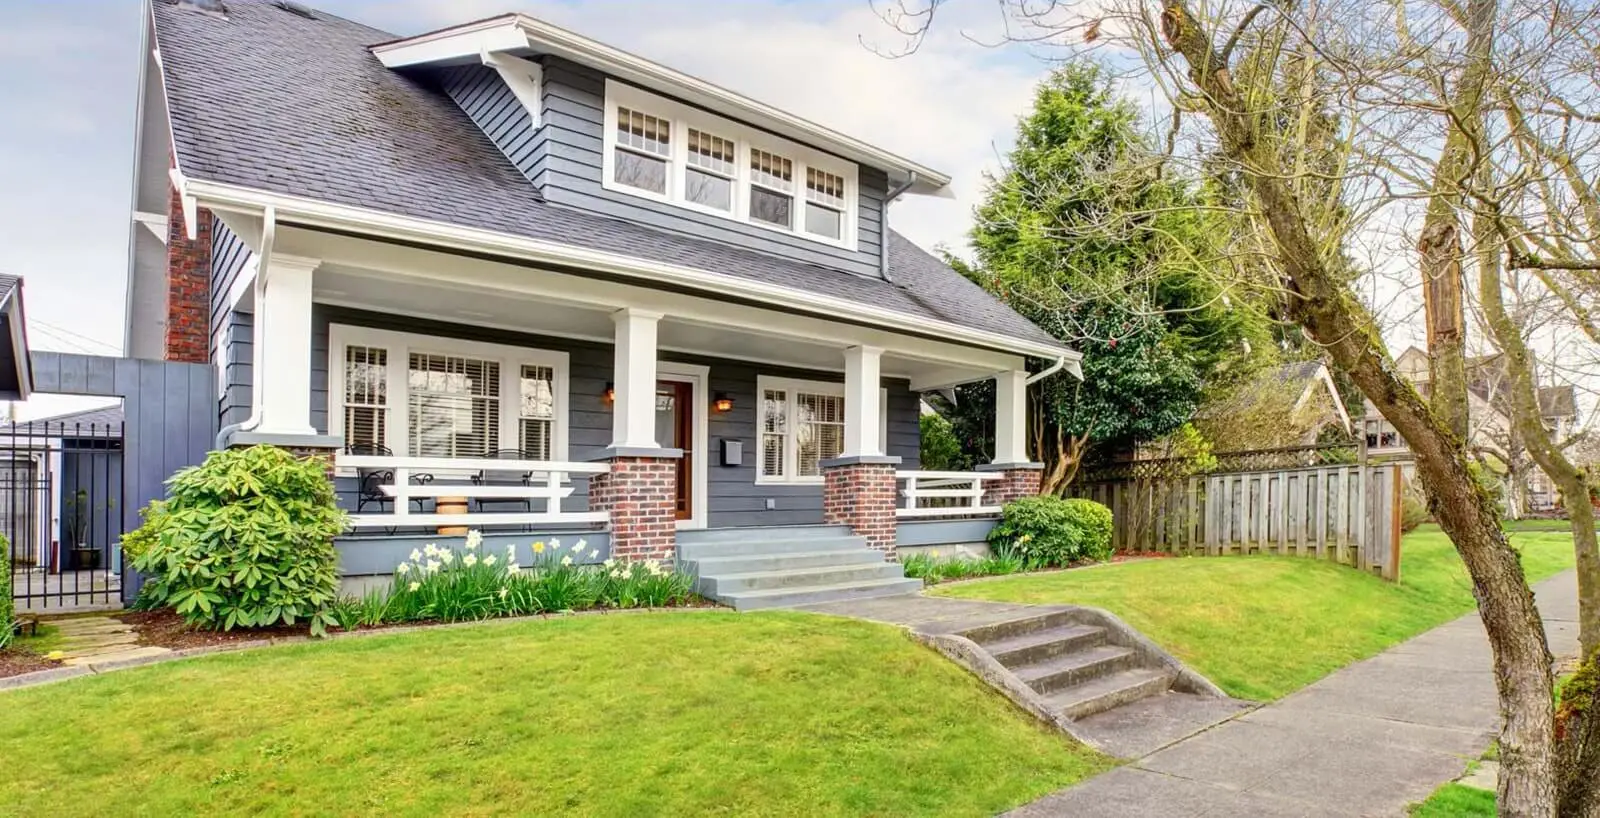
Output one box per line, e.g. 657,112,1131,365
655,380,693,521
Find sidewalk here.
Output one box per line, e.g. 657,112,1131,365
1009,571,1581,818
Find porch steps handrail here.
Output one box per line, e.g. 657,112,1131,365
895,470,1003,519
335,454,609,530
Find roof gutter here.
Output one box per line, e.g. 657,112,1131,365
185,179,1081,365
215,205,276,449
879,172,918,284
1026,355,1073,384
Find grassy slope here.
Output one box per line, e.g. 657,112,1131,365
0,612,1109,817
1408,783,1496,817
935,525,1576,701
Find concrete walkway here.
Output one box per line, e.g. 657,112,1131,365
1010,570,1581,818
50,615,170,666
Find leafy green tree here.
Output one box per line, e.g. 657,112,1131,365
952,62,1274,491
918,412,969,471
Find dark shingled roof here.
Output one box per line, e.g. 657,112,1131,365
150,0,1061,350
1,404,124,438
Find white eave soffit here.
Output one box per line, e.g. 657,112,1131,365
371,15,951,198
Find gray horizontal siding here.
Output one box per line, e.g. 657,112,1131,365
307,306,919,527
210,218,255,430
532,58,888,279
438,64,540,181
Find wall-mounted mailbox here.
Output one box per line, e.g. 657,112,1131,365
721,439,743,467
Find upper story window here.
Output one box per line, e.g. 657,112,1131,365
603,80,858,250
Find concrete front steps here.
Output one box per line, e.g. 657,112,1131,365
944,608,1252,757
678,525,921,611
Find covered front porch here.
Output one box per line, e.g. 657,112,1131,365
212,221,1061,569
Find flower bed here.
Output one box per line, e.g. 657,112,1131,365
326,531,704,630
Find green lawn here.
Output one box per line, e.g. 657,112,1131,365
934,525,1576,701
0,612,1109,817
1409,783,1496,817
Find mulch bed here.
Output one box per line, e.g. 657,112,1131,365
0,648,61,680
120,610,313,650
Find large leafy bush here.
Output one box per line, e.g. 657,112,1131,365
132,446,345,634
989,497,1114,568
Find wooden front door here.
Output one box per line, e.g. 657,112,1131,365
655,380,693,520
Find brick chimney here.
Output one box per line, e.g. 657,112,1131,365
163,181,211,364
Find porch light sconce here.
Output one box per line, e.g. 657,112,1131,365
602,382,615,404
712,392,734,413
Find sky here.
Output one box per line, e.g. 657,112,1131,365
0,0,1582,425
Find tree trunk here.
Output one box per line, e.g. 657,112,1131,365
1159,3,1558,812
1555,652,1600,817
1477,224,1600,661
1418,220,1471,441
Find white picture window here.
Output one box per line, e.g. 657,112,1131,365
328,325,569,465
756,376,889,483
602,80,858,249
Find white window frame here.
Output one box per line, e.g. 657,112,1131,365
755,375,888,485
327,324,570,472
602,80,859,251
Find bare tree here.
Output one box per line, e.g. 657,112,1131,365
870,0,1598,811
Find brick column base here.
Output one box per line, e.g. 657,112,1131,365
589,454,680,562
822,457,900,558
979,463,1044,507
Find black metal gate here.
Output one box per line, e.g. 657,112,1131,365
2,414,126,611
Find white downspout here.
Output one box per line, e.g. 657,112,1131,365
214,206,275,448
1026,355,1070,385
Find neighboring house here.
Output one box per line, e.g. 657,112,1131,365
124,1,1078,601
1194,360,1352,452
0,405,125,578
1362,346,1579,511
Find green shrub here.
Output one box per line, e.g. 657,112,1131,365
989,496,1114,568
899,549,1024,586
119,501,168,564
1401,492,1429,533
131,446,345,635
1,535,13,651
900,552,938,582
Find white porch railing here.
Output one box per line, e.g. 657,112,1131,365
895,471,1004,519
335,454,611,529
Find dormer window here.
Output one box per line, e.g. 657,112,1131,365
602,80,858,250
686,129,736,212
613,107,671,195
748,149,794,228
805,168,846,240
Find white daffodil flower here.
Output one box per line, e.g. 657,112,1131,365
463,553,479,568
465,529,484,550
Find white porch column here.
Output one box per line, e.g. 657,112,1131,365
843,345,884,457
256,254,319,436
994,369,1028,464
610,308,662,449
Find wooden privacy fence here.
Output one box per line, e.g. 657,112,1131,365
1071,461,1409,581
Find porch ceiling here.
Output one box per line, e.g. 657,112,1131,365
312,265,1005,386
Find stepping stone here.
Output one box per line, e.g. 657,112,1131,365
59,640,148,660
59,633,142,652
63,647,170,667
52,619,133,636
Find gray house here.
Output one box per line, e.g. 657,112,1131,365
125,0,1078,607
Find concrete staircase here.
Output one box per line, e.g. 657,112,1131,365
678,525,922,611
960,610,1186,721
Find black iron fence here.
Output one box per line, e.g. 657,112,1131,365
1,418,125,610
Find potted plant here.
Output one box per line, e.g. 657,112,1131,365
64,489,112,571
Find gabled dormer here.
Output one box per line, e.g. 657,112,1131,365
373,14,950,280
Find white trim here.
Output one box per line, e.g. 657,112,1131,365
657,361,710,531
843,345,883,457
186,179,1080,365
482,52,543,127
994,370,1028,465
755,375,888,485
132,211,168,244
602,81,858,251
371,15,951,195
326,323,571,467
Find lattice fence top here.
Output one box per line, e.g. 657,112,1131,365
1078,444,1360,483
